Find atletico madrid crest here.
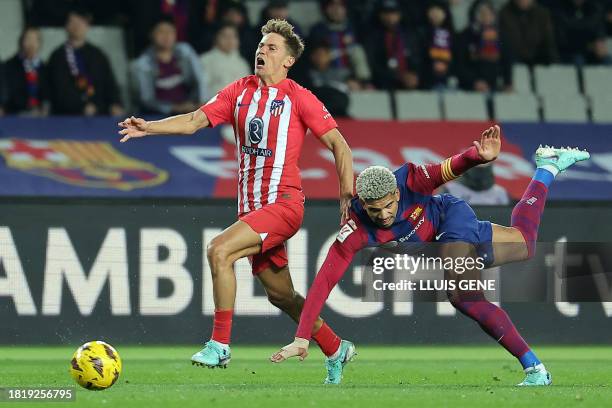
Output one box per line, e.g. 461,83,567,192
270,99,285,117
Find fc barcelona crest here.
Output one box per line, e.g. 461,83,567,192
270,99,285,117
0,138,168,191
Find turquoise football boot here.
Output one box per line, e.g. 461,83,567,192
535,145,590,172
517,364,552,386
324,340,357,384
191,341,231,369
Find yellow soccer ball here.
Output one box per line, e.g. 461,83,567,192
69,341,122,390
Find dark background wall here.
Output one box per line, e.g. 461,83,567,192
1,199,611,345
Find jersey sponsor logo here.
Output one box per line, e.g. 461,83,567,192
337,220,357,243
241,145,273,157
0,138,168,190
248,117,264,144
398,216,425,242
270,99,285,117
409,205,424,221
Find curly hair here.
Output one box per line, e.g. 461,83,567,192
356,166,397,201
261,19,305,59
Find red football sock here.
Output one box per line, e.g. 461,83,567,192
211,309,233,345
312,322,342,357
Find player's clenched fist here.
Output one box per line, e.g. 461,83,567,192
118,116,149,142
270,337,310,363
474,124,502,162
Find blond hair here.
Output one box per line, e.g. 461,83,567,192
261,19,305,59
356,166,397,201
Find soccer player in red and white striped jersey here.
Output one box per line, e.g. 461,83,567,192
118,19,355,383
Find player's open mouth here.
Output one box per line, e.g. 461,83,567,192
256,57,265,69
381,218,393,226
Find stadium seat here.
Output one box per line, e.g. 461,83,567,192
450,1,471,32
244,1,267,27
590,94,612,123
489,0,508,10
443,92,488,121
348,91,392,120
0,0,23,60
245,0,322,33
534,65,580,96
38,28,65,60
542,94,588,122
88,27,129,107
288,1,322,33
512,64,532,94
395,91,441,120
493,93,540,122
583,66,612,98
39,27,129,108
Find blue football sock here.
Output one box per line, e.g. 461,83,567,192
533,168,555,188
518,350,541,369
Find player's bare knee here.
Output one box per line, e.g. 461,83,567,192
267,290,298,311
207,238,231,270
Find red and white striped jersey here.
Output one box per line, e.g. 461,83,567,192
201,75,337,214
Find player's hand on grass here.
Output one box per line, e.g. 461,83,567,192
340,193,352,225
118,116,149,142
474,124,501,162
270,337,310,363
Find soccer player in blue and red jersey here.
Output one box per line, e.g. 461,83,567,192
271,125,590,386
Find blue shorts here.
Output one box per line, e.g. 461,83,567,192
435,194,494,266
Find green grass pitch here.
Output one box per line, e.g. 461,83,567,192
1,345,611,408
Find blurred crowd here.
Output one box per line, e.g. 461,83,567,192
1,0,611,118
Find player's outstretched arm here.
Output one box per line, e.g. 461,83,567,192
408,125,502,193
270,225,364,363
319,129,354,224
118,109,210,142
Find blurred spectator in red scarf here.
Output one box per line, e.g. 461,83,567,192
420,1,456,90
456,0,513,92
47,10,124,116
3,27,50,116
365,0,422,90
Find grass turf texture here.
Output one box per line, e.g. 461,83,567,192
0,346,610,408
